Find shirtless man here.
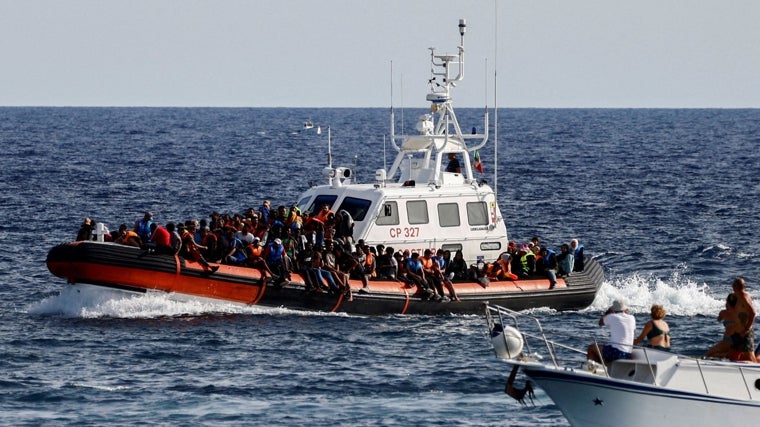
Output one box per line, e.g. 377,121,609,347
730,277,757,362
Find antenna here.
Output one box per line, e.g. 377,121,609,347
493,1,499,198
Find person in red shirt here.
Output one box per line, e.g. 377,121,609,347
149,223,174,255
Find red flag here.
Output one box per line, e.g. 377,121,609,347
473,150,484,173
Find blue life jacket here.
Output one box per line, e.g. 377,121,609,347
266,243,284,264
230,238,247,262
574,244,584,258
136,220,152,242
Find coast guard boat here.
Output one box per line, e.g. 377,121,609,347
46,20,604,315
485,303,760,426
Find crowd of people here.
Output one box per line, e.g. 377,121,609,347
75,202,587,302
587,277,759,365
471,237,585,289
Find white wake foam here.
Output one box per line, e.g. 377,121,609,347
588,270,726,317
28,284,349,319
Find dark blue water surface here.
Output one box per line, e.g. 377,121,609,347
1,107,759,426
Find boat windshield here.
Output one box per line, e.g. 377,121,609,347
307,194,338,214
336,197,372,221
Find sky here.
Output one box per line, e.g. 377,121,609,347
2,0,759,108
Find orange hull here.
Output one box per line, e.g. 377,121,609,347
47,241,603,315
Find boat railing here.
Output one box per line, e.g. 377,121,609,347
485,303,561,367
486,303,760,401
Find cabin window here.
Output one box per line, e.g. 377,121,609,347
337,197,372,221
375,201,399,225
466,201,488,226
296,196,311,213
441,243,462,253
407,200,429,225
437,203,460,227
308,194,338,214
480,242,502,251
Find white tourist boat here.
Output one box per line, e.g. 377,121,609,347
485,303,760,426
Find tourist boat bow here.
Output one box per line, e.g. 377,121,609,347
46,20,604,315
485,303,760,426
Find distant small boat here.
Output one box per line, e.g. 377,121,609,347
484,304,760,426
303,121,314,130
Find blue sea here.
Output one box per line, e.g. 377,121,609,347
1,107,759,426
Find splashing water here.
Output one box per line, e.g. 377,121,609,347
590,270,724,317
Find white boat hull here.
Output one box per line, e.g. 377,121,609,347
485,304,760,427
525,365,760,427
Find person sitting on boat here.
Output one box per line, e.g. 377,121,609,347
587,299,636,364
634,304,671,351
705,294,741,359
264,238,291,284
556,243,574,277
76,217,94,241
376,246,398,280
514,244,535,278
285,205,303,234
314,203,334,224
258,200,272,225
728,277,757,362
308,249,340,293
165,222,181,254
148,222,174,255
490,252,518,281
114,223,142,247
358,244,374,291
322,240,352,300
421,249,445,300
223,228,248,265
242,237,271,275
253,220,269,244
538,247,559,289
445,152,461,173
403,251,436,300
235,222,256,245
134,211,153,243
200,226,221,262
180,221,219,273
334,242,367,292
570,239,585,272
445,250,469,282
434,249,459,302
334,210,355,248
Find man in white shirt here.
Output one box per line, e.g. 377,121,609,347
587,299,636,363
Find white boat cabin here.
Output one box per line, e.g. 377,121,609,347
295,19,509,265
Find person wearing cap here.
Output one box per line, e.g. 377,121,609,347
587,299,636,364
264,237,291,284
